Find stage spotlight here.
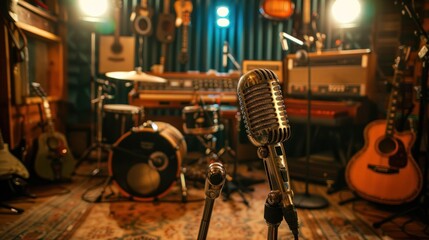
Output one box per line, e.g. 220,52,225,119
216,6,230,28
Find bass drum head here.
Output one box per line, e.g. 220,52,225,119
108,121,186,201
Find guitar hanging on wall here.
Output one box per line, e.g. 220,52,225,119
31,82,76,181
99,0,135,73
345,45,423,205
259,0,294,20
130,0,153,36
174,0,193,65
156,0,176,70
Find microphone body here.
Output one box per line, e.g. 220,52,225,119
237,69,290,147
237,68,298,238
222,41,228,68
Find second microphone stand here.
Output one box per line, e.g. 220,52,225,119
290,49,329,209
197,153,226,240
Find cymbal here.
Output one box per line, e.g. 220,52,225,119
106,68,166,83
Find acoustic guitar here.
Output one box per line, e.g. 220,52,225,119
259,0,294,20
31,82,76,181
99,0,135,73
345,46,423,205
174,0,193,64
0,128,29,179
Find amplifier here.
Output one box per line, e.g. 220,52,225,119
242,60,283,83
286,49,377,100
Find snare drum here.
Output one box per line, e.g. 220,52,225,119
182,105,219,135
102,104,144,144
108,121,186,201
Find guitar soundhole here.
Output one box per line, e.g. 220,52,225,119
47,137,60,151
111,42,123,54
137,17,150,32
377,137,397,155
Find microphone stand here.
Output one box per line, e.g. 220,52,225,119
223,41,241,73
292,50,329,209
257,144,299,240
197,155,226,240
279,32,328,209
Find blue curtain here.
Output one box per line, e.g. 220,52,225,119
119,0,295,73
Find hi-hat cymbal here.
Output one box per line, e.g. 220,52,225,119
106,68,166,83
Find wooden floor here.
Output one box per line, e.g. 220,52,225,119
1,155,428,239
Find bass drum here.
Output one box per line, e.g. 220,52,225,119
108,121,187,201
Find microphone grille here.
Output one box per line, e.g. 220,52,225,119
237,69,290,146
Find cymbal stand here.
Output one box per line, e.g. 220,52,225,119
75,83,112,176
197,154,226,240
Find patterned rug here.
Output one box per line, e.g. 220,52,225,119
70,180,383,240
0,179,93,240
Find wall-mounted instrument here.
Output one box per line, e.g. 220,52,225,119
156,0,176,70
130,0,153,36
259,0,294,20
345,46,423,205
99,0,135,73
174,0,193,65
31,82,76,181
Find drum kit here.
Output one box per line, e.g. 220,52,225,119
78,68,243,203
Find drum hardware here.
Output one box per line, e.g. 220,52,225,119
75,80,115,177
182,101,250,206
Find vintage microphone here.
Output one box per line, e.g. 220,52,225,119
237,69,299,240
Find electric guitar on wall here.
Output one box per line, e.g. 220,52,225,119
31,82,76,181
345,45,423,205
174,0,193,65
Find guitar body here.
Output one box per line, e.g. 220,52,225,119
131,1,153,36
99,1,135,73
156,13,176,44
346,120,423,205
34,131,75,181
260,0,294,20
0,143,29,179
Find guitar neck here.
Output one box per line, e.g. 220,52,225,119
385,46,410,137
385,73,401,137
181,25,188,52
42,98,56,135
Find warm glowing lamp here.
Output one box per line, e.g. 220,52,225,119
78,0,110,22
331,0,361,25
